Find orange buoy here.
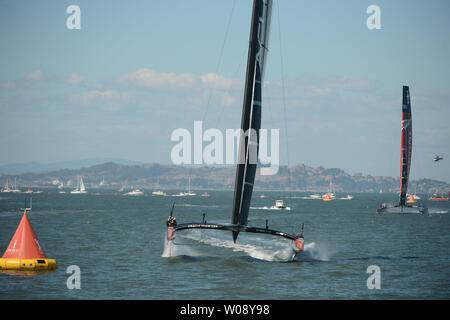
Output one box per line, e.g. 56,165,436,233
323,193,333,201
0,211,57,271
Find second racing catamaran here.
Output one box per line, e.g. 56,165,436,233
377,86,427,214
165,0,304,258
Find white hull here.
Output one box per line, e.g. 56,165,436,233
70,190,87,194
174,192,196,197
268,200,290,210
124,189,144,196
72,176,87,194
267,206,291,211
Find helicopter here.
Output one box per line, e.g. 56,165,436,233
433,155,443,162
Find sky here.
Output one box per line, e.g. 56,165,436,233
0,0,449,183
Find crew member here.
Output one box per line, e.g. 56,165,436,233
166,216,177,227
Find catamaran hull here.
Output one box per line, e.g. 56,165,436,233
376,204,427,214
166,223,305,253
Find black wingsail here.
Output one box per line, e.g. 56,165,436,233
231,0,272,242
376,86,426,214
166,0,305,254
399,86,412,206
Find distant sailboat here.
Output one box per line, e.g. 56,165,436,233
11,178,21,193
152,177,167,196
165,0,304,260
1,178,12,193
174,176,196,196
323,181,335,199
71,176,87,194
377,86,426,214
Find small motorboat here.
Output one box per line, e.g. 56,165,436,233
268,200,291,210
124,189,144,196
152,190,167,196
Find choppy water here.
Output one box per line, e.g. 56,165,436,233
0,190,449,299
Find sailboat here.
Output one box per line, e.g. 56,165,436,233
70,176,87,194
322,180,335,199
165,0,304,259
377,86,427,214
174,176,196,196
152,177,167,196
1,178,12,193
10,178,21,193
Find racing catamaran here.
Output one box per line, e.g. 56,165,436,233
377,86,427,214
166,0,304,257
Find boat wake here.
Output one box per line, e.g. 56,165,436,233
428,209,448,214
250,206,291,211
163,229,297,262
176,204,220,208
300,242,331,262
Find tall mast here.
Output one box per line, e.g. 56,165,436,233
231,0,272,242
399,86,412,206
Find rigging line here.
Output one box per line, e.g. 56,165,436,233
276,0,290,170
201,0,237,124
215,47,247,129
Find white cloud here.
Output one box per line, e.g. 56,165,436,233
120,69,198,89
25,69,45,81
69,89,130,112
120,68,240,90
0,80,17,90
200,73,241,89
66,73,84,86
221,92,234,107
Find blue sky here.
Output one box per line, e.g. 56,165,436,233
0,0,449,183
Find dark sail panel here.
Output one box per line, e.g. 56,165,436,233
231,0,272,242
399,86,412,206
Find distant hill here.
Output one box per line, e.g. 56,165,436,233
0,162,448,194
0,158,143,175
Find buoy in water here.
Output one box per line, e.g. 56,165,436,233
323,193,333,201
407,194,417,203
0,210,57,271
